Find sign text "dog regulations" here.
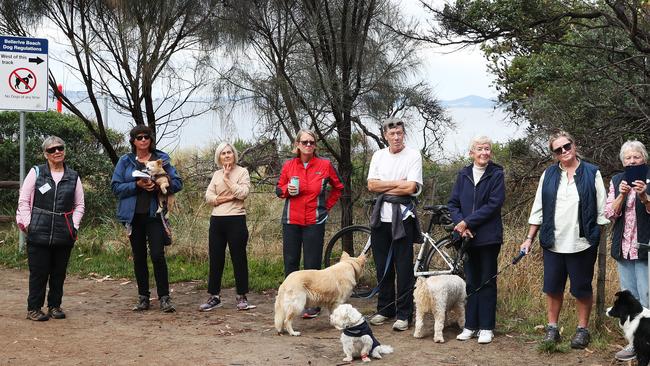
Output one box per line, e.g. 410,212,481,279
0,35,48,111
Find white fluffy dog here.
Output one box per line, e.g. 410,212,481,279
413,275,466,343
330,304,394,362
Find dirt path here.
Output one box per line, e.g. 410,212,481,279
0,267,622,366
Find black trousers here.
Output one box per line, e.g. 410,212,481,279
208,215,249,295
463,244,501,330
282,223,325,277
129,214,169,298
370,218,416,321
27,244,73,311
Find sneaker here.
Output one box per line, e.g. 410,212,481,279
570,327,590,349
456,328,477,340
614,344,636,361
542,325,561,344
199,295,222,312
392,319,409,331
369,314,389,326
236,295,250,310
132,295,150,311
47,307,66,319
302,307,321,319
26,309,49,321
159,295,176,313
477,329,494,344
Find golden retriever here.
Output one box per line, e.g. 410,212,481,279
274,252,367,336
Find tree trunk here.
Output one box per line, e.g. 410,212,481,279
338,112,354,255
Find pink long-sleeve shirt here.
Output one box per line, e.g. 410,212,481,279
605,180,639,259
16,168,85,230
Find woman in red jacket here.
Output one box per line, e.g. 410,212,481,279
275,129,344,318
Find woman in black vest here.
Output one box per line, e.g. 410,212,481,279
604,140,650,361
519,130,608,349
16,136,85,321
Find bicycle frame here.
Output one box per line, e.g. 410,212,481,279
413,232,457,277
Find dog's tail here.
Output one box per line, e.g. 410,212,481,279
372,344,394,357
274,290,284,334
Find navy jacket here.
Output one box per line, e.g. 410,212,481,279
447,162,505,246
111,150,183,223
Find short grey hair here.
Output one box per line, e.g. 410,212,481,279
381,118,406,133
619,140,648,164
469,136,493,151
42,136,65,152
214,141,239,168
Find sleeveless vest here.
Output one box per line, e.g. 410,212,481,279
610,171,650,260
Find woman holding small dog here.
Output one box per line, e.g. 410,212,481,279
111,125,183,313
276,129,344,318
448,136,505,344
16,136,85,321
520,130,608,349
604,140,650,361
200,142,254,312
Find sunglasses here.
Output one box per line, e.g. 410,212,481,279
300,140,316,146
384,121,404,129
552,142,572,155
135,135,151,141
45,145,65,154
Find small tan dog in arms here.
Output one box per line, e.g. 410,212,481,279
145,159,175,216
413,275,466,343
274,252,367,336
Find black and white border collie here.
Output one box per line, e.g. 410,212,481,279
606,290,650,366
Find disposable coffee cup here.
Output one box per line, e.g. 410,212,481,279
290,176,300,195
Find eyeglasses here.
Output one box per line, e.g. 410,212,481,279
552,142,572,155
135,135,151,141
45,145,65,154
300,140,316,146
384,121,404,129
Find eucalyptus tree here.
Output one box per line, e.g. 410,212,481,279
0,0,220,164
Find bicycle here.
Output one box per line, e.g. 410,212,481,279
323,202,467,297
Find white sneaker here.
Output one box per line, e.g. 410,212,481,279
477,330,494,344
392,319,409,331
369,314,389,326
456,328,477,341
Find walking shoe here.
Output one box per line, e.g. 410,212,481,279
392,319,409,331
542,325,561,344
236,295,251,310
477,330,494,344
456,328,477,341
48,307,66,319
159,295,176,313
26,309,49,321
614,344,636,361
132,295,150,311
369,314,389,326
570,327,590,349
199,295,222,312
302,307,321,319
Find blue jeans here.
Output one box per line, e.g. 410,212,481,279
617,258,649,308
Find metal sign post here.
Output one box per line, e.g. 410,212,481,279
0,35,49,251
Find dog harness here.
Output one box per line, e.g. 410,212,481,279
343,320,381,352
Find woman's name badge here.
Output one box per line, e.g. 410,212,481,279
38,183,52,194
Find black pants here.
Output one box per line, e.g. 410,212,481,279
282,223,325,277
464,244,501,330
27,244,73,311
370,218,416,321
208,215,249,295
130,214,169,298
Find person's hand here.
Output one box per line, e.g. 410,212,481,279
137,178,156,191
632,179,648,196
453,220,467,234
287,183,298,196
223,162,233,179
18,223,27,233
520,238,532,254
619,180,632,195
214,195,234,206
461,228,474,238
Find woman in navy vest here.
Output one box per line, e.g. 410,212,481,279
16,136,85,321
520,130,608,349
111,125,183,313
604,140,650,361
448,136,505,344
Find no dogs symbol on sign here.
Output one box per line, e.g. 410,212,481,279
9,68,36,95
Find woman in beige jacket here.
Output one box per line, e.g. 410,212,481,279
199,142,253,311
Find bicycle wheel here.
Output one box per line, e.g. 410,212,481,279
324,225,377,296
422,236,466,278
